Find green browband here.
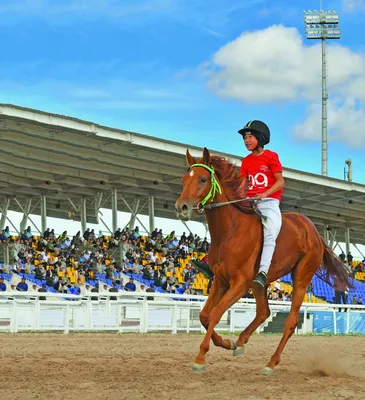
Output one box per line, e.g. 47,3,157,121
189,163,222,206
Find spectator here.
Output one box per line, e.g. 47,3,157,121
0,277,6,291
334,276,348,312
146,284,155,300
153,266,163,287
109,282,119,300
38,284,48,301
162,278,173,293
347,252,353,266
90,283,99,300
125,278,136,292
16,278,28,292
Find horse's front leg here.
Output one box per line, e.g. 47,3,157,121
198,279,234,353
193,279,249,372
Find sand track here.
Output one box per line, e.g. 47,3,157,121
1,333,364,400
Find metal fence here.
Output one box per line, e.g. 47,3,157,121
1,291,364,335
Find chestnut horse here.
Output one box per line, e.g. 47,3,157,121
175,148,352,375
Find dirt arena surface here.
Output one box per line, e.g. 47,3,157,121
1,333,365,400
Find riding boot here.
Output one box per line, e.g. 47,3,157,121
190,260,214,280
253,271,267,288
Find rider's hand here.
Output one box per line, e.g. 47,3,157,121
257,193,268,201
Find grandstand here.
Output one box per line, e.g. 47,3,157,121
0,104,365,307
0,228,213,297
1,224,365,308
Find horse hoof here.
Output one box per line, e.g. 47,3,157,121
192,363,206,373
261,367,274,376
232,345,245,357
229,339,237,350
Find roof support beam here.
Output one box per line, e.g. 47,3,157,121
68,198,79,213
149,195,155,234
181,220,193,235
332,241,344,254
329,229,337,249
111,188,118,234
94,192,113,234
0,200,19,234
345,228,351,257
353,243,364,259
15,198,41,234
121,196,149,234
0,198,10,231
80,198,87,234
323,226,329,246
129,198,140,232
94,193,103,224
122,198,148,233
41,195,47,234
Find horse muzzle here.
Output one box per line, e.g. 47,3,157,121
175,200,196,221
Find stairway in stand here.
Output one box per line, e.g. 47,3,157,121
263,311,305,333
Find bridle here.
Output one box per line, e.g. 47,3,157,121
189,163,222,212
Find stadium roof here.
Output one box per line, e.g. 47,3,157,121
0,103,365,245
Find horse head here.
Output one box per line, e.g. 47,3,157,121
175,147,220,221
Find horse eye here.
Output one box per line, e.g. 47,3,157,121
200,177,207,183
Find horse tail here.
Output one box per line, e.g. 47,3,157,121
317,238,354,291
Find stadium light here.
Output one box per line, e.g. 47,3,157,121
303,5,341,176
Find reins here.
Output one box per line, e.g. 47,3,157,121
189,163,267,221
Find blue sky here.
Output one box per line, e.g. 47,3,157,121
1,0,365,182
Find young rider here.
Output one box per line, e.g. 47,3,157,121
238,120,285,288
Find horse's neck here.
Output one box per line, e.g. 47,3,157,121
204,192,251,243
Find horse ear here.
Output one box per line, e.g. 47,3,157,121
203,147,210,164
186,149,196,166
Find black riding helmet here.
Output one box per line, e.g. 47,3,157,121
238,120,270,148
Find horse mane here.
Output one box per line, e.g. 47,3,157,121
197,155,253,214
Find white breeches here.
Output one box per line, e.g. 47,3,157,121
256,198,282,274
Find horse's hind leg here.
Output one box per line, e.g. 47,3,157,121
263,257,319,375
233,286,270,356
262,285,306,375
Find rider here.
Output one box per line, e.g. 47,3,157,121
238,120,285,288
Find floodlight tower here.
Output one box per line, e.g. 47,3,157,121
303,4,341,176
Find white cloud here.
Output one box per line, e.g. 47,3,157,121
204,24,365,147
342,0,365,12
294,101,365,147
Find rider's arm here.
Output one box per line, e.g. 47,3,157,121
262,172,284,198
239,177,247,197
259,152,284,199
239,159,248,197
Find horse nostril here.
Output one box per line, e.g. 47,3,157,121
181,204,188,213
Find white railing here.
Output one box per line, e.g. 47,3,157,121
0,291,364,335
